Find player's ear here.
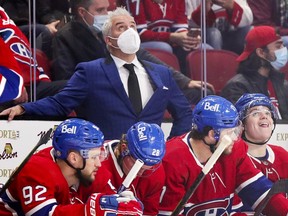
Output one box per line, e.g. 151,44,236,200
67,151,81,166
207,129,215,141
121,143,128,153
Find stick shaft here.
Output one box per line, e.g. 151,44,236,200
117,159,144,193
171,173,205,216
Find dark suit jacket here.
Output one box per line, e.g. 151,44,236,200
23,57,192,139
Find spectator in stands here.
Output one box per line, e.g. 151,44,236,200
221,26,288,120
0,7,192,140
0,7,67,110
51,0,110,80
158,95,288,215
247,0,288,47
118,0,212,76
84,122,166,215
0,0,71,59
0,118,143,216
0,37,25,104
233,93,288,214
0,0,70,25
52,0,214,105
187,0,253,54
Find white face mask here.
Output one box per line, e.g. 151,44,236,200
109,28,141,54
270,47,288,70
93,14,108,32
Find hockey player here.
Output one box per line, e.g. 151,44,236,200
158,95,288,215
234,93,288,214
84,121,166,215
0,37,23,103
0,118,143,216
0,6,66,101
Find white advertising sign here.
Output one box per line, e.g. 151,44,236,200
0,120,61,188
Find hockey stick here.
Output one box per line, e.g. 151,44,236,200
0,128,53,196
171,135,233,216
254,179,288,216
117,158,144,194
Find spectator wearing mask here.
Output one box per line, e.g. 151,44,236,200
221,26,288,120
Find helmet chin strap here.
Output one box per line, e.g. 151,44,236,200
202,138,218,153
242,121,276,145
242,133,269,145
64,158,87,171
64,158,92,186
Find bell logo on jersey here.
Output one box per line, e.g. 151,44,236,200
61,125,77,134
204,102,220,112
137,126,148,141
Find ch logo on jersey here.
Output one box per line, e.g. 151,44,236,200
11,42,30,58
137,126,147,141
0,27,37,67
10,39,36,67
204,102,220,112
61,125,77,134
185,197,231,216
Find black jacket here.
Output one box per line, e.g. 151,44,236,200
221,69,288,120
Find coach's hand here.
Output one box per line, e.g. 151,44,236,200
0,105,25,121
85,192,143,216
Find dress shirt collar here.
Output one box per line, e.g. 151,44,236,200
110,54,142,70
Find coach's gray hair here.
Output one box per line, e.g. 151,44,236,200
102,7,132,38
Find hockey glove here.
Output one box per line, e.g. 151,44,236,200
85,192,143,216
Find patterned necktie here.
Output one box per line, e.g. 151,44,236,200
123,63,142,115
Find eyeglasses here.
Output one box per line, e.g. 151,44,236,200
88,146,108,162
244,108,273,119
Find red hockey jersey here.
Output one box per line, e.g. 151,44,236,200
0,7,50,86
120,0,188,42
0,37,23,102
188,0,253,31
236,144,288,214
0,147,86,216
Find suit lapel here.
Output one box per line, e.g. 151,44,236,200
141,60,163,92
141,61,169,112
101,58,134,112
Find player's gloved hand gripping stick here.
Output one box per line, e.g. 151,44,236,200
0,128,53,196
171,135,233,216
85,159,145,216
